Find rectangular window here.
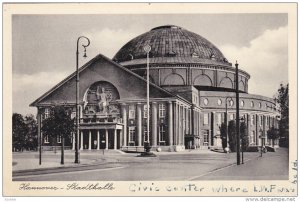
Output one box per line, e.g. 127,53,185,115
217,113,222,125
203,113,208,125
129,127,136,143
44,108,50,119
44,135,49,143
159,125,166,142
129,105,135,119
143,126,149,143
260,116,263,126
159,104,166,118
57,135,61,143
71,111,76,119
203,131,209,146
251,115,254,125
249,131,255,145
186,109,190,133
143,105,150,119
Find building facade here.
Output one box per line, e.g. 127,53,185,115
30,25,280,151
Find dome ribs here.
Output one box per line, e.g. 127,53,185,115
113,25,227,64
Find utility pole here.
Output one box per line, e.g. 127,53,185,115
235,61,241,165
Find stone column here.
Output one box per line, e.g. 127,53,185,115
190,105,194,141
256,114,260,146
88,130,92,150
72,132,75,150
182,106,186,145
105,129,108,150
168,101,173,146
177,103,181,145
182,106,185,145
121,104,127,147
185,107,189,134
247,113,250,144
80,130,83,150
211,112,216,147
263,115,266,145
151,102,157,146
175,103,180,145
97,130,100,150
137,103,142,147
178,105,183,145
173,102,177,145
119,130,123,149
114,129,117,150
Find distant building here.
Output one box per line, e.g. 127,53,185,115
30,25,280,151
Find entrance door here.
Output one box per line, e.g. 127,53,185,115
184,137,193,149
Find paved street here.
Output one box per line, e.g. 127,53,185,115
12,148,288,181
194,148,289,180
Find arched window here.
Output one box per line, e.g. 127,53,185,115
239,81,245,92
193,74,213,86
219,77,233,88
163,73,185,86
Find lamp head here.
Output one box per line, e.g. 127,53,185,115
143,45,151,53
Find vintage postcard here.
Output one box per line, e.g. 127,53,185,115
3,2,297,197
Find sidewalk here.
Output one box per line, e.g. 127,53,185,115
12,150,122,171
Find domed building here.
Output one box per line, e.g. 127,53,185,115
31,25,280,152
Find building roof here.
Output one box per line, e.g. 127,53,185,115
113,25,231,66
30,54,191,107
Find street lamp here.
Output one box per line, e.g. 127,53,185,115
144,45,151,144
225,97,234,152
235,61,241,165
75,36,90,164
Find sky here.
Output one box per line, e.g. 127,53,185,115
12,14,288,116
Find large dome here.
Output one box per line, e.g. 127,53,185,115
113,25,231,67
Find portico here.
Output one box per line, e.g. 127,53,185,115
72,121,123,150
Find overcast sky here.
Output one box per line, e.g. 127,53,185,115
12,14,288,115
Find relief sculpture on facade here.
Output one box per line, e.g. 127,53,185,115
83,81,120,116
96,86,110,113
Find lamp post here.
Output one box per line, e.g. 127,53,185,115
235,61,241,165
75,36,90,164
225,97,233,151
144,45,151,146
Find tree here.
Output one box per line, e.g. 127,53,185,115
12,113,27,151
267,127,280,147
275,83,289,147
228,120,236,152
220,123,227,150
24,115,38,151
41,106,75,164
240,122,248,151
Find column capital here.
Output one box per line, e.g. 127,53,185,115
120,103,128,107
